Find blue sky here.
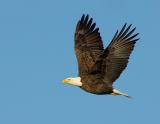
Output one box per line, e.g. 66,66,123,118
0,0,159,124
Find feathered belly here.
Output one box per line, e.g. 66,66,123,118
80,83,113,95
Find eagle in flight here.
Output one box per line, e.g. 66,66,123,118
62,14,139,98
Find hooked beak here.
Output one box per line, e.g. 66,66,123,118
62,79,68,84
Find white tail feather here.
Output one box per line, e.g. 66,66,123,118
113,89,132,98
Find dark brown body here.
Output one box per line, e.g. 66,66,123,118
80,75,113,95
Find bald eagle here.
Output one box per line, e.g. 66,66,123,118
62,14,139,98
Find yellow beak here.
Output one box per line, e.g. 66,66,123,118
62,79,68,84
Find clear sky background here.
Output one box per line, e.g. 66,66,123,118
0,0,159,124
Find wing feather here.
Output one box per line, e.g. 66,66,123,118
74,14,104,75
102,24,139,83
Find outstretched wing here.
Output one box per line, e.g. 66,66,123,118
102,24,139,83
75,14,104,76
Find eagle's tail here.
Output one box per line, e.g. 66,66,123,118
111,88,132,98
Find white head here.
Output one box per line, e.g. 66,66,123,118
62,77,82,86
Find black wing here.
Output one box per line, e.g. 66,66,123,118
75,14,104,76
102,24,139,83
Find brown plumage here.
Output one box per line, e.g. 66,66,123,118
64,14,139,97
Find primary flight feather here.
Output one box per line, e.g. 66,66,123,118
62,14,139,98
